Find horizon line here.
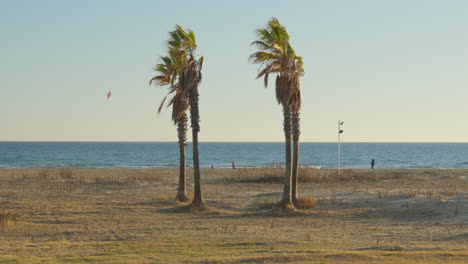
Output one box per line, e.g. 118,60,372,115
0,140,467,144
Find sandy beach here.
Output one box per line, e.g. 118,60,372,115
0,168,466,263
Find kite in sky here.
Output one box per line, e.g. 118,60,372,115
106,91,112,100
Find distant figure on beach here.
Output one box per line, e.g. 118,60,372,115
210,164,214,169
371,159,375,170
232,162,236,169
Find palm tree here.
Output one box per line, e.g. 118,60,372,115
168,26,207,210
250,18,304,209
289,65,303,207
150,55,190,202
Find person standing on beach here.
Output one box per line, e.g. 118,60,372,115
371,159,375,169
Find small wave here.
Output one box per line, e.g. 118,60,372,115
68,164,89,167
29,163,110,169
403,165,437,169
158,164,179,167
205,164,324,169
301,165,323,169
109,164,180,169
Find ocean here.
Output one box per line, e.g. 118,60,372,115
0,142,467,169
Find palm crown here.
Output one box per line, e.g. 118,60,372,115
250,18,304,111
150,25,203,124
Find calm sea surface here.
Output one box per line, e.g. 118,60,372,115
0,142,467,169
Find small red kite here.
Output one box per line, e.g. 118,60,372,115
106,91,112,100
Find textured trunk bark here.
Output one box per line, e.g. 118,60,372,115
175,115,188,202
191,130,205,207
175,141,188,201
292,111,300,207
292,140,299,206
279,105,293,207
188,86,206,210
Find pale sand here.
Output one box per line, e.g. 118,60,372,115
0,168,466,263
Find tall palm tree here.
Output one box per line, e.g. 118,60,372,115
169,26,207,210
250,18,304,209
289,64,303,207
149,55,190,202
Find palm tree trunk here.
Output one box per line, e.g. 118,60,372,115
175,114,189,202
279,105,293,208
291,111,300,207
188,87,206,210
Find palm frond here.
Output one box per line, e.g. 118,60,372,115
171,93,189,124
197,56,204,70
251,40,271,51
188,30,196,45
249,51,281,64
148,76,157,85
256,28,273,43
151,24,202,126
157,96,168,114
250,17,304,111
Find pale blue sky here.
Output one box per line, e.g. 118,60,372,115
1,0,467,142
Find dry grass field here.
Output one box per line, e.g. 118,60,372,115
0,168,466,263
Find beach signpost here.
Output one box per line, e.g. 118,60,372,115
338,120,344,174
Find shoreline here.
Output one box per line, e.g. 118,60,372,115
2,167,468,170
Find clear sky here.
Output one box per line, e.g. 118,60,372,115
1,0,467,142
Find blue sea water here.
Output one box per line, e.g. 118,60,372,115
0,142,467,169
